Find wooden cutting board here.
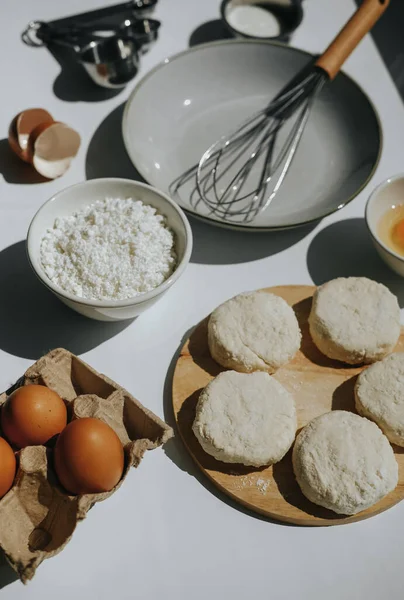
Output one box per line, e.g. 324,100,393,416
172,285,404,526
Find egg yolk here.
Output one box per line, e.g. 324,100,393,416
378,205,404,256
392,219,404,251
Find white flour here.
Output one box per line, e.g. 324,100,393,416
40,197,176,301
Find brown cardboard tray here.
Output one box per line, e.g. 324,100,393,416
0,348,173,583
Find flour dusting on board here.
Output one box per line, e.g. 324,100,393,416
235,475,271,495
256,478,270,494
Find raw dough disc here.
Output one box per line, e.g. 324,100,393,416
292,410,398,515
208,291,301,373
309,277,400,364
355,353,404,446
192,370,297,467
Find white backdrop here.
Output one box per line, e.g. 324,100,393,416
1,0,404,598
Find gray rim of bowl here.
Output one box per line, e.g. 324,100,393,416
26,178,193,309
122,38,383,232
365,173,404,262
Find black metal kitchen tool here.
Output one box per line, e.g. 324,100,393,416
21,1,160,89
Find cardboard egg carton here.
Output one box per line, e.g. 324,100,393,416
0,348,173,583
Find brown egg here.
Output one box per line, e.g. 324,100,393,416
8,108,53,162
54,417,124,495
1,385,67,449
0,437,16,499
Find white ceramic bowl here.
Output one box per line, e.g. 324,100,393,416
366,174,404,277
27,178,193,321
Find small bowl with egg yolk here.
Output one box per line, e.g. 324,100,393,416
366,174,404,277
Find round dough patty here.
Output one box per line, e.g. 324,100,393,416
355,353,404,447
309,277,400,364
292,411,398,515
208,291,301,373
192,370,297,467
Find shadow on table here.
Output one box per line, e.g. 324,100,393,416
0,551,18,589
0,139,48,185
307,218,404,307
162,328,299,527
0,241,132,361
86,103,146,181
356,0,404,103
189,19,232,47
190,215,318,265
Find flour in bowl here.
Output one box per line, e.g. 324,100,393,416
40,197,176,301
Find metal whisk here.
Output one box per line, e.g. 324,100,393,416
196,0,389,223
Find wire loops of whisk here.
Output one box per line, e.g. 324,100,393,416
194,71,325,223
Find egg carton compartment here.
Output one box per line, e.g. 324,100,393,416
0,348,173,583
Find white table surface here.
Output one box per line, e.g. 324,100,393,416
1,0,404,597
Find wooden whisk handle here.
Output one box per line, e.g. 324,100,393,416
315,0,389,80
